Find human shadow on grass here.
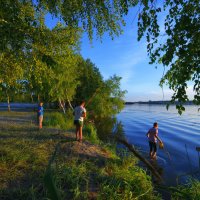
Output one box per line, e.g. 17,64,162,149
1,170,48,200
0,126,77,142
0,141,115,200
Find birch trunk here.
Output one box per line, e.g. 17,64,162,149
58,98,66,114
67,98,74,111
31,93,34,103
7,94,11,112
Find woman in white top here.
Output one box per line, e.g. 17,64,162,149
74,100,86,142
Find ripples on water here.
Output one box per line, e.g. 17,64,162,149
117,104,200,185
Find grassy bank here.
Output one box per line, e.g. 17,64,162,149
0,111,199,199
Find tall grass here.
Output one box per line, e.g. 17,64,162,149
97,156,161,200
83,123,100,144
43,111,73,130
1,111,199,200
171,179,200,200
56,159,90,200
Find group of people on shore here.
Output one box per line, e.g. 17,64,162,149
37,101,162,158
37,101,86,142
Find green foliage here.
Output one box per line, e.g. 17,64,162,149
56,160,90,200
0,121,57,199
2,111,200,200
1,0,199,115
74,59,127,118
95,117,117,141
83,123,100,144
86,75,126,120
74,58,104,104
97,156,161,200
0,0,135,57
25,23,81,102
34,0,136,40
43,111,73,129
171,179,200,200
137,0,200,111
44,143,62,200
73,58,126,139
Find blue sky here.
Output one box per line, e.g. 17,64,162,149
80,8,169,102
45,8,194,102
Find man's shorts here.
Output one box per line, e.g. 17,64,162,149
74,120,83,127
38,115,43,121
149,141,157,152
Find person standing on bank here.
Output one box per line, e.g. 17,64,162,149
38,102,44,129
74,101,86,142
146,122,163,159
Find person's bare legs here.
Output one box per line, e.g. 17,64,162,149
150,151,153,158
76,125,79,141
79,126,83,142
39,116,43,129
152,151,157,159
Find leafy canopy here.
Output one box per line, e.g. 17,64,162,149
137,0,200,113
1,0,199,113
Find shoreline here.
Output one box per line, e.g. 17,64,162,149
125,100,195,105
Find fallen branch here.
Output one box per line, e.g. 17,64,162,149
116,137,163,182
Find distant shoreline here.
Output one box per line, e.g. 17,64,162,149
125,100,194,105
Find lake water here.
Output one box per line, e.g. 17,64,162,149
117,104,200,186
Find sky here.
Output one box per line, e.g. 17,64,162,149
45,7,194,102
80,8,172,102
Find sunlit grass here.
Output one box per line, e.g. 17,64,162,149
1,111,198,199
0,112,58,199
43,111,74,130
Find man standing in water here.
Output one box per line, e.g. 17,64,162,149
74,101,86,142
146,122,162,159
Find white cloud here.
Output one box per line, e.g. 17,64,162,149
125,84,196,102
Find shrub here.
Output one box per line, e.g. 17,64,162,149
83,123,100,144
97,156,161,200
171,179,200,200
43,112,73,130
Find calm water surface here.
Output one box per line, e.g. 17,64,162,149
117,104,200,186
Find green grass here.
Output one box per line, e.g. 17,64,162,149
83,123,100,144
0,112,63,199
97,156,161,200
171,179,200,200
43,111,73,130
0,133,57,199
1,111,199,200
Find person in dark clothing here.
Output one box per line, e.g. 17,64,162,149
146,122,163,159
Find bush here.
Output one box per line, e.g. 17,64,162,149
83,123,100,144
97,156,161,200
43,112,73,130
171,179,200,200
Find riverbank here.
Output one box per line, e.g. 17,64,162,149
0,111,161,199
0,111,199,199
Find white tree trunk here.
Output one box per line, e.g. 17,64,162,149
67,98,74,111
7,94,10,112
58,98,66,114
